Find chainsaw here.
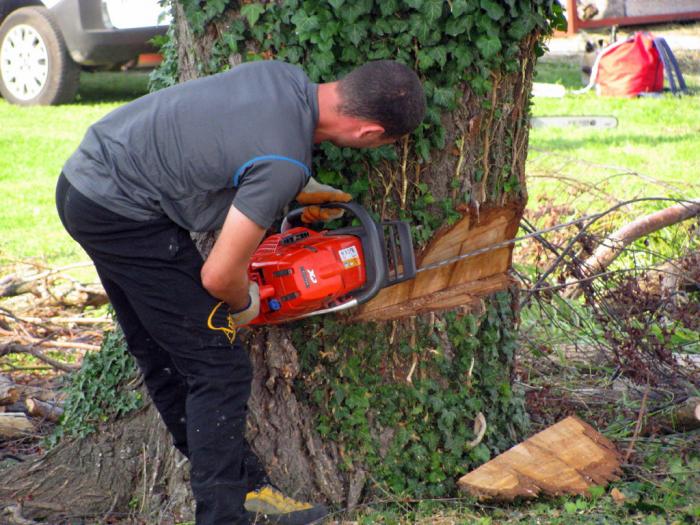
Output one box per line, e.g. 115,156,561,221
244,202,602,326
246,202,416,325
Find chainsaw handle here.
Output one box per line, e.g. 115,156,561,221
283,202,387,306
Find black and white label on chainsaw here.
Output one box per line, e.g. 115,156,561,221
338,246,361,269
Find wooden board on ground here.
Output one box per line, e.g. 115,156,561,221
354,204,522,322
458,416,621,501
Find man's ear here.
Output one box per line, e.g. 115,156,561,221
356,123,385,139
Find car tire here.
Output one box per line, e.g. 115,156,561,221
0,6,80,106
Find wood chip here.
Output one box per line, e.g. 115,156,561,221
458,416,621,501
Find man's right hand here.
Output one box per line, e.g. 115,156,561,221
229,281,260,327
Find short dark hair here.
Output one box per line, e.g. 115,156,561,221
337,61,426,138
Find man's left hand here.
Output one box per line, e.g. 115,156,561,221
296,176,351,223
296,176,352,205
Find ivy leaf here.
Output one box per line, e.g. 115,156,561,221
379,0,399,17
327,0,345,10
421,0,444,22
433,86,456,108
508,13,535,40
409,13,431,42
480,0,505,21
240,3,265,27
291,11,320,40
344,23,367,46
405,0,424,9
450,0,474,17
445,18,466,37
452,46,474,69
417,49,435,70
428,46,447,68
312,49,335,74
476,34,502,59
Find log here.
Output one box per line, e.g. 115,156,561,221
0,413,35,439
25,398,64,423
639,251,700,297
644,397,700,434
0,377,20,406
458,416,621,501
354,204,522,321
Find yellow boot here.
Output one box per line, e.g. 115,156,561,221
245,485,329,524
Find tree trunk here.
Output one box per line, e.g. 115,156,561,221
0,1,556,521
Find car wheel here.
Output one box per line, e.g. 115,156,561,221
0,6,80,106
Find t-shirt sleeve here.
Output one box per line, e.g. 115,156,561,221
232,159,309,229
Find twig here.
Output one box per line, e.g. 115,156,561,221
11,316,112,326
624,381,650,463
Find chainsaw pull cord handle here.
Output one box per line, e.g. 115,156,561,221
282,202,388,306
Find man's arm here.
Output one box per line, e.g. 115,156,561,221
200,205,266,311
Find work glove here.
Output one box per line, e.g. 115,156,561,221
296,176,352,224
229,281,260,327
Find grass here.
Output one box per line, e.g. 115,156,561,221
0,71,149,267
529,49,700,216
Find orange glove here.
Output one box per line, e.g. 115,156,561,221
296,176,352,224
300,205,345,224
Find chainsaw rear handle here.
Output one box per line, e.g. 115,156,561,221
282,202,387,306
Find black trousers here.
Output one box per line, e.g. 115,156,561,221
56,173,267,525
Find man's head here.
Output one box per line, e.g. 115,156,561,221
315,60,426,148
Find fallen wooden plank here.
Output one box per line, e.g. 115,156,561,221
458,416,621,501
354,204,522,321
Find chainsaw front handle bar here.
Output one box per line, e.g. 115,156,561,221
283,202,387,307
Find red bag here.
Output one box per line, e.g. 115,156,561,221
594,33,664,97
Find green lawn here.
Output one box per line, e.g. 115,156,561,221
529,50,700,214
0,71,149,267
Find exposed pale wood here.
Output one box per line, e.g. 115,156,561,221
458,416,621,501
25,398,64,423
0,413,35,439
355,205,522,321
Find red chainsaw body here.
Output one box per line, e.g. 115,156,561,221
247,227,367,325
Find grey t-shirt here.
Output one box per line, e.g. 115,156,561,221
62,61,317,231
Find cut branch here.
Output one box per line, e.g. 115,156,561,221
25,398,64,423
567,200,700,297
0,262,94,299
0,376,20,406
0,342,82,372
644,397,700,434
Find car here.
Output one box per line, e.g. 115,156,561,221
0,0,169,105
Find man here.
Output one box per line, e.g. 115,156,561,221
56,59,425,524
